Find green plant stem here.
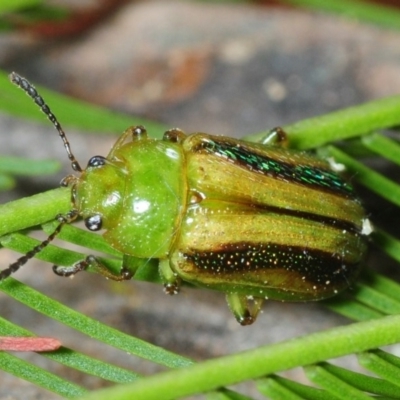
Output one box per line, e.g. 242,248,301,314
0,187,70,236
79,315,400,400
245,95,400,149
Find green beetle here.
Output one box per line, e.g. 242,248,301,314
0,73,370,325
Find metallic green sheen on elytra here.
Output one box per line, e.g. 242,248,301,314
197,139,355,196
3,74,371,326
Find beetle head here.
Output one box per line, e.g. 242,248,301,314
70,155,126,232
1,73,127,280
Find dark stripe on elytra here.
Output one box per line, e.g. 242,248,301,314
183,242,360,286
195,138,356,199
252,202,360,235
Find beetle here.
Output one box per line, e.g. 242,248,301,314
0,72,370,325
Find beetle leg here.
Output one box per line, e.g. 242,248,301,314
163,128,187,143
159,259,181,295
53,255,133,281
108,125,148,158
226,293,264,326
260,127,288,147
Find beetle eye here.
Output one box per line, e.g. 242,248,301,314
87,156,106,168
85,215,102,231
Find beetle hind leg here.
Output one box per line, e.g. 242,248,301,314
226,293,264,326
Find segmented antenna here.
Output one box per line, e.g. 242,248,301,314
9,72,82,172
1,75,82,281
0,211,78,281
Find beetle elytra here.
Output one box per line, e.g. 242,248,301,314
0,73,370,325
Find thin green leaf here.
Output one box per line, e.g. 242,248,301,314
322,361,400,398
0,278,192,369
12,4,69,23
0,316,140,383
0,156,60,176
326,297,384,321
360,270,400,304
326,270,400,321
257,377,305,400
207,388,255,400
361,133,400,166
0,173,15,191
372,349,400,369
0,0,42,13
352,283,400,315
281,0,400,30
327,146,400,207
305,364,371,400
372,229,400,264
0,351,86,398
266,375,337,400
358,351,400,388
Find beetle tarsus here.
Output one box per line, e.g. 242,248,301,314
55,260,87,276
53,265,78,277
164,283,180,295
238,315,255,326
53,259,88,277
120,267,133,280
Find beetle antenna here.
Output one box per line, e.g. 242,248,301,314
0,211,78,281
9,72,82,172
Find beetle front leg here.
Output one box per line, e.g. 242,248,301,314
226,293,264,326
159,259,181,295
53,254,134,281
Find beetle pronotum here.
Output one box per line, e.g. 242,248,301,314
0,73,370,325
